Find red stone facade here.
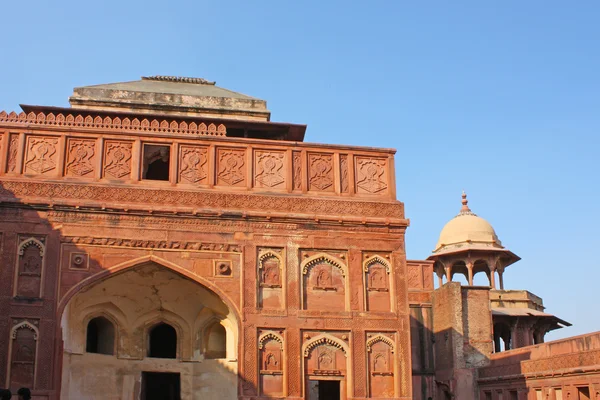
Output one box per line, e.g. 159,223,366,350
0,105,409,399
0,81,598,400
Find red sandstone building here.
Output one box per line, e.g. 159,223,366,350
0,77,597,399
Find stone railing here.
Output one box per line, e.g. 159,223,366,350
478,331,600,380
0,113,397,201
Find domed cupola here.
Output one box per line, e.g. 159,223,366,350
434,192,503,254
427,192,520,288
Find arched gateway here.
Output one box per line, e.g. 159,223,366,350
59,258,239,400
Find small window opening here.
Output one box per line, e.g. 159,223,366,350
148,323,177,358
143,144,170,181
577,387,591,400
86,316,115,355
204,322,226,359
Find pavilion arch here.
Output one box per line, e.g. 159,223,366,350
301,333,352,398
58,255,241,324
472,259,492,286
450,260,469,285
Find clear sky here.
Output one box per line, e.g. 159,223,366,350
0,1,598,340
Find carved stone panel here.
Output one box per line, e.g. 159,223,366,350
292,151,302,190
367,334,395,398
303,331,348,379
258,249,284,310
355,157,388,195
259,329,284,396
254,150,285,189
340,154,349,193
103,141,132,179
10,321,38,390
16,236,45,298
24,136,59,175
302,252,347,311
308,153,334,192
65,138,96,177
7,134,19,173
178,145,208,184
364,255,392,312
216,147,246,186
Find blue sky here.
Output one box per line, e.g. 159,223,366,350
0,1,598,340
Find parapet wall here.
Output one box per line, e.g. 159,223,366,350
478,331,600,399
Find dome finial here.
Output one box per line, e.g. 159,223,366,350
461,190,471,213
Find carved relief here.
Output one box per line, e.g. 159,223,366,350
308,153,334,191
364,255,392,312
302,253,347,311
356,157,388,194
178,145,208,184
16,237,45,298
7,135,18,173
340,154,349,193
254,150,285,189
104,141,132,179
9,321,38,390
62,236,241,252
214,260,232,277
259,330,284,396
303,333,348,380
69,252,89,270
65,138,95,177
258,249,284,309
367,333,395,398
24,136,58,175
292,151,302,190
217,148,246,186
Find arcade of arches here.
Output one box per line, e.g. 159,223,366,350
60,263,238,399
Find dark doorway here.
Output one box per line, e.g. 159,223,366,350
86,316,115,355
141,372,180,400
143,144,170,181
148,323,177,358
318,380,340,399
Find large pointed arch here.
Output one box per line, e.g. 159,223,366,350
57,255,241,324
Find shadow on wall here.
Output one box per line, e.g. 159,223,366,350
0,180,261,400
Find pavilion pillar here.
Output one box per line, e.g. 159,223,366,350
466,261,474,286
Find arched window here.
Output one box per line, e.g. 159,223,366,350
204,322,226,359
86,316,115,355
148,323,177,359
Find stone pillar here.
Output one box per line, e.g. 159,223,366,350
498,270,504,290
489,268,496,289
445,265,451,283
467,262,474,286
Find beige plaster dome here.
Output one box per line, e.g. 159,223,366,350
433,192,503,253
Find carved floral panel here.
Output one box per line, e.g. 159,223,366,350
7,134,19,173
10,321,38,390
24,136,59,175
254,150,285,189
355,156,388,194
258,329,284,396
340,154,349,193
178,145,208,184
258,249,284,309
292,151,302,190
216,147,246,187
65,138,96,177
367,334,395,398
16,236,45,298
308,153,334,192
103,141,132,179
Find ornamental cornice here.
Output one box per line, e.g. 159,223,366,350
0,180,406,223
0,110,225,136
61,235,241,253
